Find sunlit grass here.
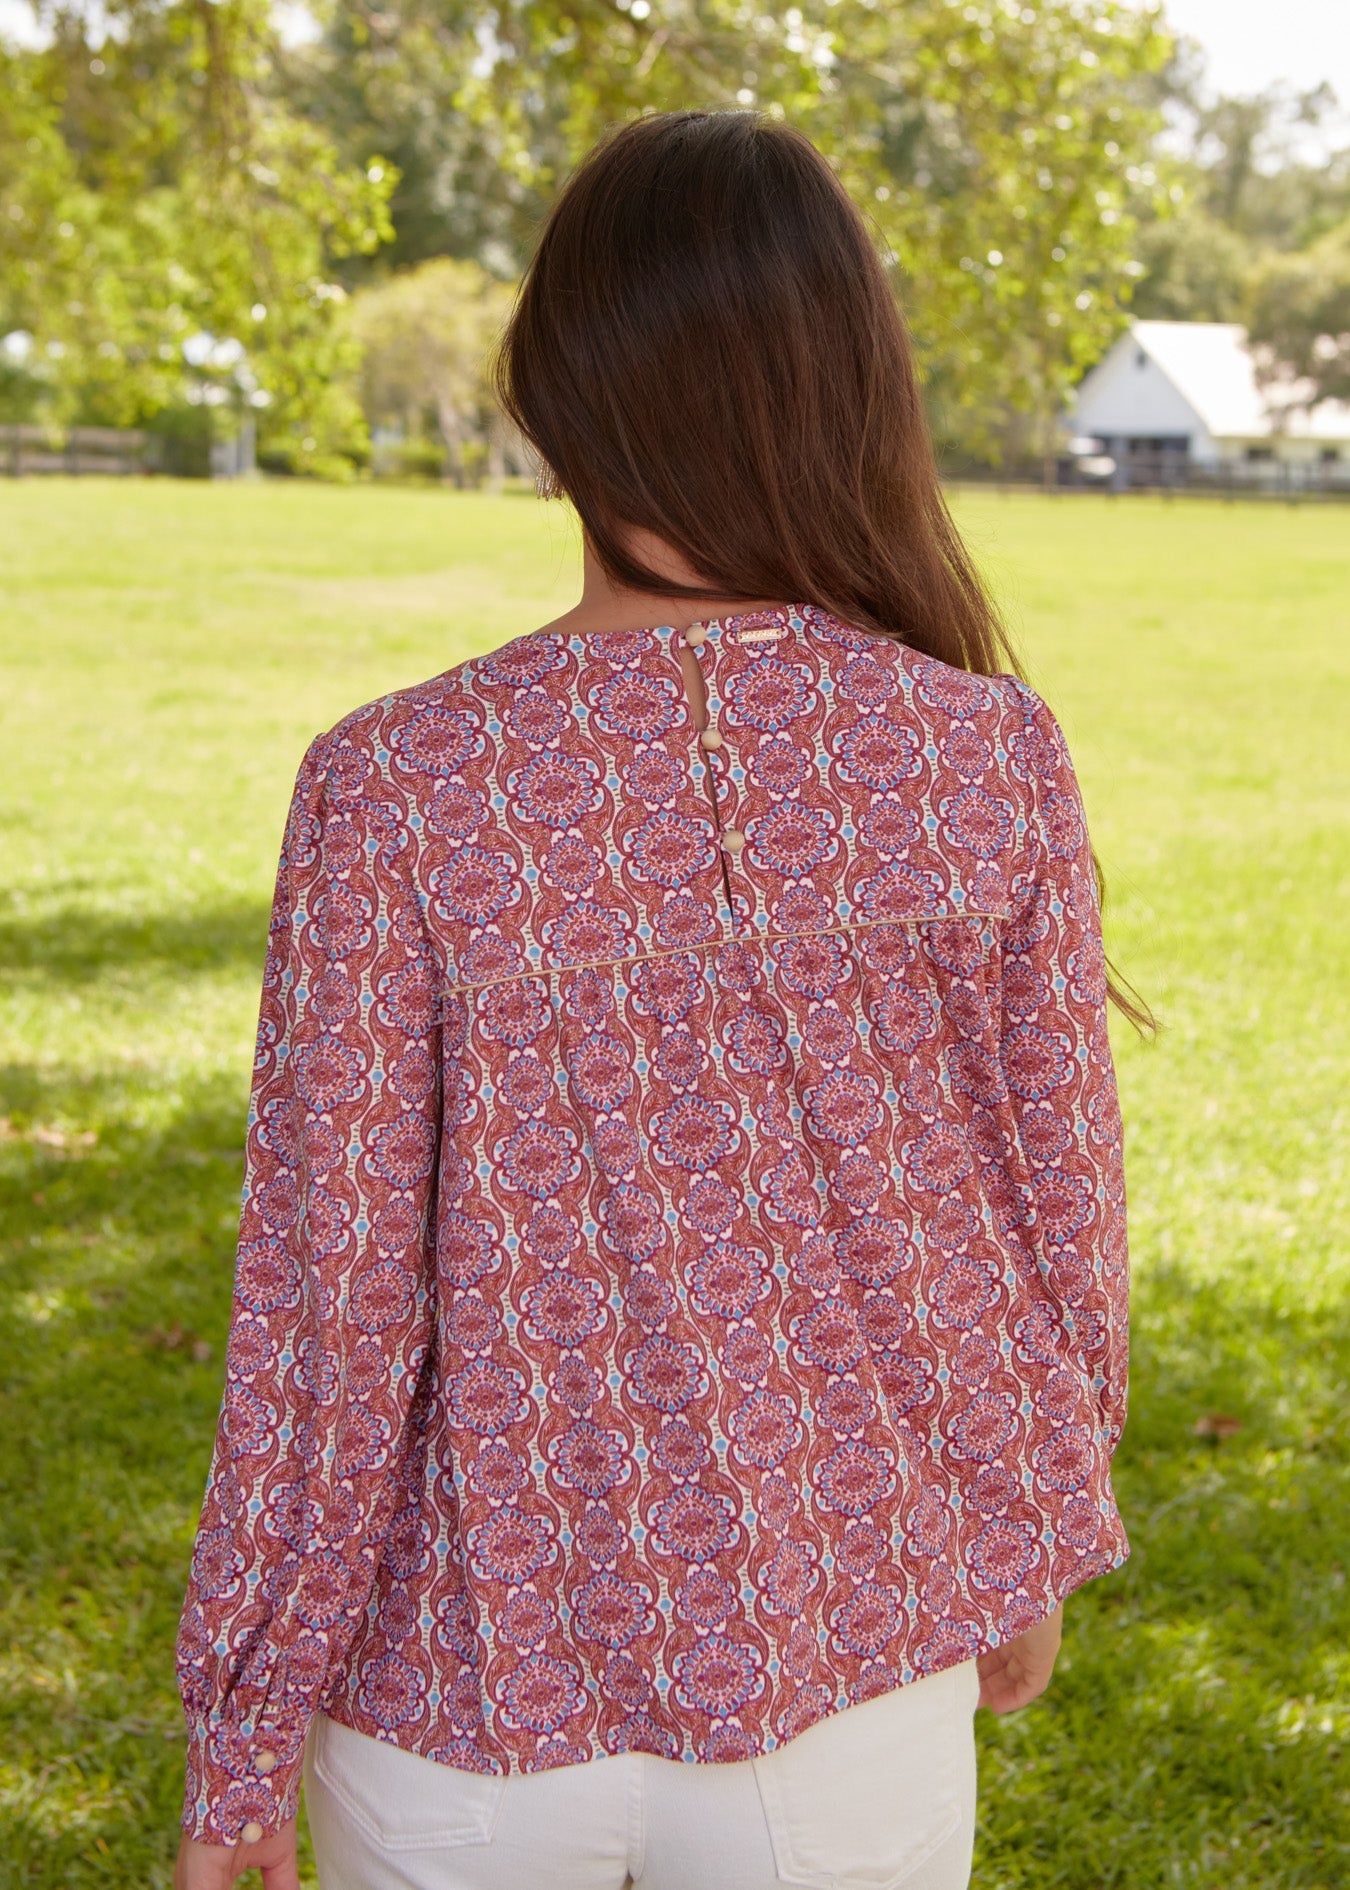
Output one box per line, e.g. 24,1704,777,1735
1,480,1347,1886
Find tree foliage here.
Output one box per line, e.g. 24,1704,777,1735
304,0,1173,459
1247,220,1350,407
8,0,1245,468
0,1,393,465
1130,68,1350,363
347,257,518,480
1128,206,1250,324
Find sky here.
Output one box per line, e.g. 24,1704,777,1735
1153,0,1350,107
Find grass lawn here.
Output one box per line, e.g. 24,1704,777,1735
1,479,1347,1888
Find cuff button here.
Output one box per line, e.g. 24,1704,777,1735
255,1750,277,1775
241,1821,265,1845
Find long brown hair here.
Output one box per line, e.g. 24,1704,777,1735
496,110,1153,1033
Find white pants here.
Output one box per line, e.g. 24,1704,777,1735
303,1658,980,1890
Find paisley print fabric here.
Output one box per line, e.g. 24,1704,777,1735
177,604,1129,1842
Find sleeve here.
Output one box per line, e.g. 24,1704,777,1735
175,724,443,1843
998,680,1129,1452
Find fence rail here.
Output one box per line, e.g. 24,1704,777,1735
1,425,148,476
944,457,1350,500
1062,454,1350,496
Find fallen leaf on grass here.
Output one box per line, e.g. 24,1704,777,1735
1194,1413,1243,1439
147,1324,213,1362
1,1117,98,1150
31,1125,98,1149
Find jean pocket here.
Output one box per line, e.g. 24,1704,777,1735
750,1662,978,1889
311,1713,508,1852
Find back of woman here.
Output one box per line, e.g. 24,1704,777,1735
174,110,1135,1890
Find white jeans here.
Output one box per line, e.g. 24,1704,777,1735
303,1658,980,1890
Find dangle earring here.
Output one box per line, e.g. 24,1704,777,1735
535,460,562,500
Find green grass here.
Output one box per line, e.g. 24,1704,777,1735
1,480,1346,1887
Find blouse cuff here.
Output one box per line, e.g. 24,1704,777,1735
181,1708,306,1844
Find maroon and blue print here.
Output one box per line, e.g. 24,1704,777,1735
177,603,1129,1842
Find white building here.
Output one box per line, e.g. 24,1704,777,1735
1071,320,1350,487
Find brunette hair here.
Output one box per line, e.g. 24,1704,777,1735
497,109,1009,673
496,109,1153,1032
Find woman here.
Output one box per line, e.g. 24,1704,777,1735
175,110,1135,1890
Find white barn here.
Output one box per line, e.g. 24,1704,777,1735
1071,320,1350,488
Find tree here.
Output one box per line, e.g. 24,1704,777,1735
1247,219,1350,407
302,0,1174,462
1184,85,1348,245
0,40,105,420
1128,207,1250,323
347,257,518,480
1128,66,1350,328
820,0,1173,460
0,0,394,466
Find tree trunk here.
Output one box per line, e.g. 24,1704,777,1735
487,411,507,492
434,389,464,488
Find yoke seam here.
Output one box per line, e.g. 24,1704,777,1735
443,909,1006,996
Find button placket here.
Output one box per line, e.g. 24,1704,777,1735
704,621,782,939
677,621,739,932
682,623,732,810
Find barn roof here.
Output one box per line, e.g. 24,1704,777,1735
1131,320,1350,443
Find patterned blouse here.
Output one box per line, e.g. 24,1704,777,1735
177,603,1129,1843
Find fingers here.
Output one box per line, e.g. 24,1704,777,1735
975,1603,1065,1713
174,1835,233,1889
975,1646,1055,1714
250,1821,301,1890
979,1668,1051,1714
260,1853,303,1890
174,1822,299,1889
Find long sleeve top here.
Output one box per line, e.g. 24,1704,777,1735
177,603,1129,1842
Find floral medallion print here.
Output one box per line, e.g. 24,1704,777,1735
746,802,833,877
431,849,515,926
551,1420,627,1498
674,1635,763,1716
724,657,811,732
505,687,569,747
510,753,602,831
592,670,681,742
392,705,479,778
832,714,922,791
178,604,1128,1843
626,810,717,888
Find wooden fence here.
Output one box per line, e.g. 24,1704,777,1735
0,425,148,476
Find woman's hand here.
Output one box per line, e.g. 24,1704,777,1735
173,1819,300,1889
976,1603,1063,1714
